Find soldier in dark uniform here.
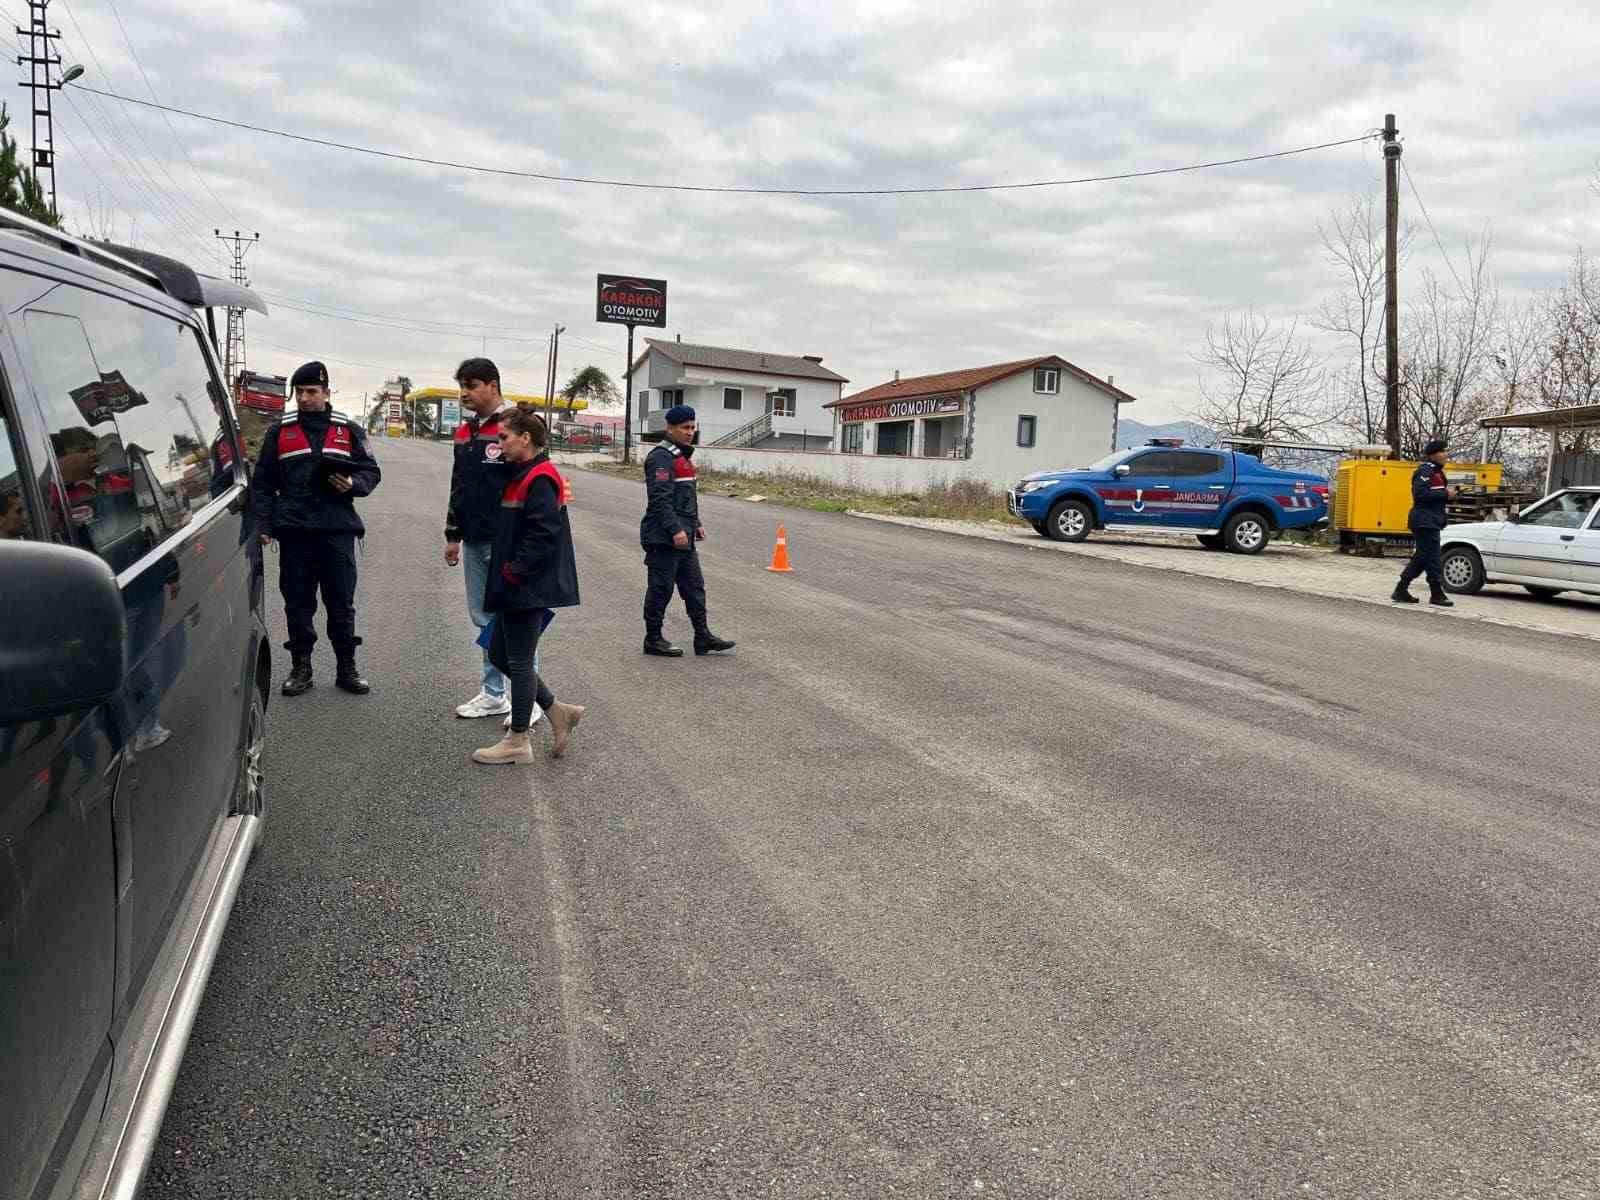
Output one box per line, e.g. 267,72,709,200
640,404,735,658
1392,437,1456,606
254,361,382,694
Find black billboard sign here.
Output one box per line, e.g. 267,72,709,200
596,274,667,327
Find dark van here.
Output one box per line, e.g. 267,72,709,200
0,212,270,1200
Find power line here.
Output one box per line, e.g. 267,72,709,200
60,88,217,260
95,0,237,223
1400,157,1470,298
67,84,1378,197
53,5,217,247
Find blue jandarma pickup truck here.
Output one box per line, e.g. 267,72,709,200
1007,439,1330,554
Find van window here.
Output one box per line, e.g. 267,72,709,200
1,402,34,541
5,280,232,572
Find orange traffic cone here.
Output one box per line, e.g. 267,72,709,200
766,524,794,573
561,476,574,505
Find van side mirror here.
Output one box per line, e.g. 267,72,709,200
0,541,126,724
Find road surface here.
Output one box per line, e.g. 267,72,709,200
146,438,1600,1199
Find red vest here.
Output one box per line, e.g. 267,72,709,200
501,459,565,507
278,419,354,461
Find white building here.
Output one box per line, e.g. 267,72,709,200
630,338,847,449
826,356,1134,485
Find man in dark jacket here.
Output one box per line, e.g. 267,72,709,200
443,357,533,723
255,361,382,694
1392,437,1456,606
640,405,735,658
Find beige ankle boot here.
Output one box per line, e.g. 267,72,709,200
472,730,534,765
545,702,586,758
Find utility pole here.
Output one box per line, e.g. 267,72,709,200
545,323,564,429
215,229,260,387
16,0,83,216
1383,113,1402,457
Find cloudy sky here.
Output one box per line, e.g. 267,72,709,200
30,0,1600,424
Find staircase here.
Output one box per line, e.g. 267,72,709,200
710,411,773,448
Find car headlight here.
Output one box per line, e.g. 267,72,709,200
1018,479,1054,494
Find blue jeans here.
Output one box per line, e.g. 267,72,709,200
463,542,508,698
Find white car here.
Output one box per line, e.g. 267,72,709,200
1440,486,1600,599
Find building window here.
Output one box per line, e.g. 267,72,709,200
637,390,649,410
660,388,684,408
1033,368,1059,395
876,420,912,456
766,387,796,418
724,387,743,411
1017,415,1037,448
841,423,864,454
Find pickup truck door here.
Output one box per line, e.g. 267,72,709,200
1164,450,1233,529
1106,450,1175,525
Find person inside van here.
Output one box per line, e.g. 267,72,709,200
0,489,27,538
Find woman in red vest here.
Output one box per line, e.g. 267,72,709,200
475,407,585,765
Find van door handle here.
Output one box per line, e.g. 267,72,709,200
1560,534,1575,542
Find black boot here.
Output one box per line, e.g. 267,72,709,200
282,654,314,696
1428,589,1455,607
643,633,683,658
694,631,736,656
1391,584,1418,604
335,653,371,694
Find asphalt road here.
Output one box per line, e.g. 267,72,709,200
146,438,1600,1200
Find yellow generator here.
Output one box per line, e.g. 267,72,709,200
1334,451,1502,548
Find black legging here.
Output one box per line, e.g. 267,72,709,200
487,610,555,733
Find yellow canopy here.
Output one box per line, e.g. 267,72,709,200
408,386,587,411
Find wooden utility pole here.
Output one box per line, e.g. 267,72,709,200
1383,113,1402,456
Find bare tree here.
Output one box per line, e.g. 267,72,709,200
1396,236,1499,456
1312,196,1412,444
1191,311,1331,440
1535,247,1600,411
1481,296,1546,461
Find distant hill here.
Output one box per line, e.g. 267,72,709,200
1116,417,1217,450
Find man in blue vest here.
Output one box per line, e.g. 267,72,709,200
640,404,735,658
1392,437,1457,606
255,361,382,695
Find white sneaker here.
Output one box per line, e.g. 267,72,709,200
132,723,172,753
502,708,544,729
456,691,512,719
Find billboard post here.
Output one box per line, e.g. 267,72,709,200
596,273,667,465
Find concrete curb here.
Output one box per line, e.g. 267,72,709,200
845,509,1600,646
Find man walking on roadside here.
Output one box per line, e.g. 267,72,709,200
444,358,540,725
1392,437,1457,607
640,404,735,658
255,361,381,695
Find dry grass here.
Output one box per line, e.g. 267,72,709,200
584,461,1012,522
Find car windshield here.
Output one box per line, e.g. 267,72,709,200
1082,449,1135,472
1520,490,1600,529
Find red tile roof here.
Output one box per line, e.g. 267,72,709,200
828,355,1136,408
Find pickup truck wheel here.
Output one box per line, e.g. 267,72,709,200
1028,520,1048,537
1045,499,1093,543
1524,585,1564,600
1439,545,1485,594
1223,511,1270,554
1197,534,1225,550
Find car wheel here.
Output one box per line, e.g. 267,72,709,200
1524,585,1564,600
1439,545,1485,594
1197,534,1225,550
1045,499,1093,543
1223,511,1269,554
232,685,266,822
1029,520,1048,537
